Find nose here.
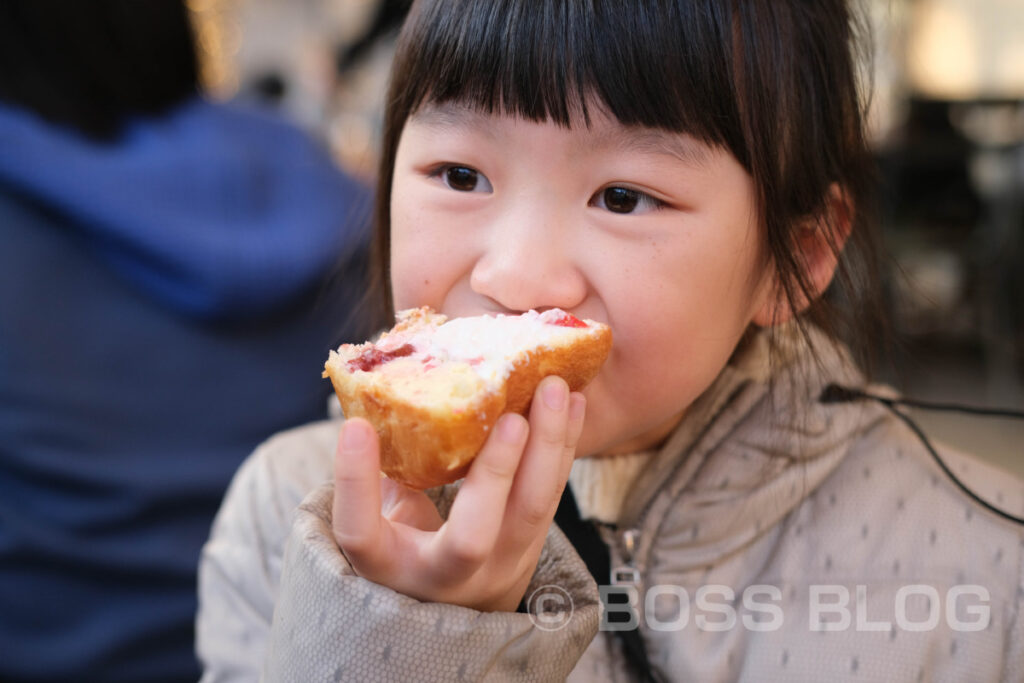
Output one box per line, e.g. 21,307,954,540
469,208,587,314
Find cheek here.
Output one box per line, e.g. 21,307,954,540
605,310,707,411
391,268,435,312
388,184,468,311
390,236,435,311
388,227,426,312
592,232,763,417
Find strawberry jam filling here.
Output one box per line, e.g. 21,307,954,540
548,312,587,328
347,343,415,372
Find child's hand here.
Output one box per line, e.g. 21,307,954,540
331,376,586,613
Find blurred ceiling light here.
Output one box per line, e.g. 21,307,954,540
907,0,1024,99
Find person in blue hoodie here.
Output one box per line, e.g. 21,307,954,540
0,2,373,681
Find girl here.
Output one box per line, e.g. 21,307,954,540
197,1,1024,680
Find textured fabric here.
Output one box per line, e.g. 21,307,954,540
0,100,370,681
197,329,1024,681
265,484,600,682
197,423,600,682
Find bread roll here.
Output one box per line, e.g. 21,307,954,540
324,307,612,489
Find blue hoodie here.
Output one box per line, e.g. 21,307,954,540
0,97,371,318
0,98,371,682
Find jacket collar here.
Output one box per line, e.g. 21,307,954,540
618,325,884,573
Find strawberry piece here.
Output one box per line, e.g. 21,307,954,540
549,312,587,328
347,343,415,372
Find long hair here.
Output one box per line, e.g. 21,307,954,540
371,0,884,370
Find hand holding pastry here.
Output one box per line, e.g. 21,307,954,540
331,376,586,613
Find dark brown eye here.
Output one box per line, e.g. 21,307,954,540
603,187,640,213
445,166,480,191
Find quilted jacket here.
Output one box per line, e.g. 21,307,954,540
196,330,1024,681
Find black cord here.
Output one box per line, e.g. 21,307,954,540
820,384,1024,419
820,384,1024,526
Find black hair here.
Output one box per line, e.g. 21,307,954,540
0,0,200,141
337,0,414,74
372,0,884,370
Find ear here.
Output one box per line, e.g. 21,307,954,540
752,184,853,327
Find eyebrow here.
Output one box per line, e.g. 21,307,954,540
409,104,496,136
410,102,713,167
606,128,713,168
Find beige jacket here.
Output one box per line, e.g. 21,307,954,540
196,332,1024,681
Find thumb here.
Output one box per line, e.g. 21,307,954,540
332,418,384,554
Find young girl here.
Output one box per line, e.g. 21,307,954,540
197,1,1024,680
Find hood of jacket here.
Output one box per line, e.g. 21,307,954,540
0,97,371,319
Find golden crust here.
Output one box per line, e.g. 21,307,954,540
323,312,612,490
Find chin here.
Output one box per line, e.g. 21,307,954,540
581,408,686,459
575,422,632,459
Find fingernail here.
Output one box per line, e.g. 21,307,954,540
342,421,368,450
499,415,525,443
543,380,567,411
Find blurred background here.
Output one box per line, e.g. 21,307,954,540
197,0,1023,474
864,0,1024,477
0,2,1019,681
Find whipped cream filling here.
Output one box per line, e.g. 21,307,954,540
373,308,601,390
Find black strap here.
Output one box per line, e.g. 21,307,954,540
555,486,663,682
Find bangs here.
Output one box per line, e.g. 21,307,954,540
394,0,746,163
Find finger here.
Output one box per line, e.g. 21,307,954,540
518,395,583,566
437,412,528,573
515,393,585,565
332,419,386,563
502,377,572,544
559,392,587,480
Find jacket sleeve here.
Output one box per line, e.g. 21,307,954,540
196,423,338,683
264,482,601,682
196,449,280,683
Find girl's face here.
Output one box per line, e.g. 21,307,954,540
390,102,775,458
